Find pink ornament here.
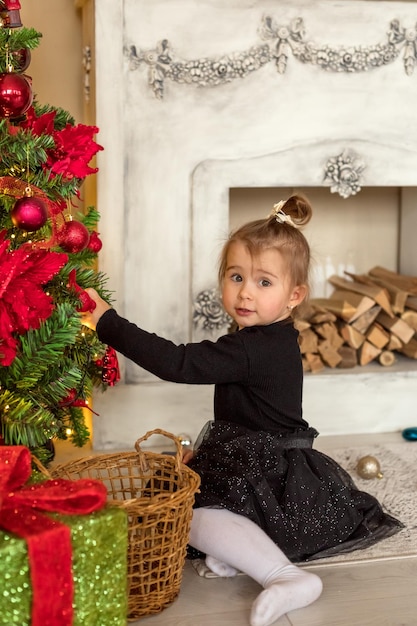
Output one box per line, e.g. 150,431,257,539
57,220,90,253
11,195,48,231
0,72,33,118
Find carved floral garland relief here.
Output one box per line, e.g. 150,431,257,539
125,17,417,99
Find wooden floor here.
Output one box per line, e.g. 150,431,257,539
136,557,416,626
54,431,416,626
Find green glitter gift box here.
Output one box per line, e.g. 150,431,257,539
0,446,128,626
0,505,128,626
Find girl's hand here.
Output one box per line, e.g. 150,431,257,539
81,288,112,330
182,448,195,465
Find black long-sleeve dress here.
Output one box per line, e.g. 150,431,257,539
97,309,403,562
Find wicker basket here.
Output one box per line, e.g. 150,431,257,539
52,429,201,620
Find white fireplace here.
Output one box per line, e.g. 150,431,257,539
90,0,417,449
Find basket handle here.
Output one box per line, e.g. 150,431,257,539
31,454,53,479
134,428,184,474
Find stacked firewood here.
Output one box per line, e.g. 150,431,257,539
297,266,417,372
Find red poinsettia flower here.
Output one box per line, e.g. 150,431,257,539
46,123,103,180
0,230,68,365
8,106,55,137
9,106,103,181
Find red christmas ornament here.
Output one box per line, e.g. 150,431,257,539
87,230,102,252
101,346,120,386
57,220,90,253
11,194,48,231
0,71,33,118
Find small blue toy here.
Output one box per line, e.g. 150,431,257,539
402,427,417,441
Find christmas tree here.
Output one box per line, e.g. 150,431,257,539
0,1,119,463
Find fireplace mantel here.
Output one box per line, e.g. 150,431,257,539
86,0,417,448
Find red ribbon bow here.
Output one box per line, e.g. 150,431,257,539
0,446,107,626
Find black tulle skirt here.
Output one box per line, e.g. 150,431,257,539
187,421,404,563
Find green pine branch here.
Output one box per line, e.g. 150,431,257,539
0,27,42,73
0,120,79,200
28,169,80,200
0,389,59,447
3,303,81,389
33,361,84,405
81,206,100,229
62,406,91,447
33,100,76,129
0,121,53,170
0,27,41,51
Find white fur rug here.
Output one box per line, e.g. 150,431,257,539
192,442,417,576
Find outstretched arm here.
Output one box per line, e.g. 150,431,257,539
81,291,248,385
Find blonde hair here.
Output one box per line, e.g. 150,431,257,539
218,194,312,313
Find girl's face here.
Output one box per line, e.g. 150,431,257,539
221,241,306,330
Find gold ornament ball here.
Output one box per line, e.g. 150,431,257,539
356,455,383,480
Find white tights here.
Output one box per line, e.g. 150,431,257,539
189,508,323,626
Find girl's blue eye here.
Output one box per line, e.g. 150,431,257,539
260,279,271,287
231,273,242,282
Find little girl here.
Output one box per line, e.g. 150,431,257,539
83,194,403,626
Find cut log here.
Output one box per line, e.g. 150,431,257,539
358,340,382,366
339,323,366,349
308,308,337,324
406,296,417,312
328,275,394,317
368,266,417,295
330,289,375,322
344,271,380,287
351,305,382,334
345,271,410,312
298,328,319,354
399,337,417,359
400,309,417,332
376,310,415,344
317,339,343,368
337,345,358,369
366,323,390,349
378,350,396,367
294,319,311,332
314,322,344,349
363,276,409,314
309,297,356,322
305,352,325,373
387,334,403,351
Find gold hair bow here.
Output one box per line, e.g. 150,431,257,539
268,201,296,227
